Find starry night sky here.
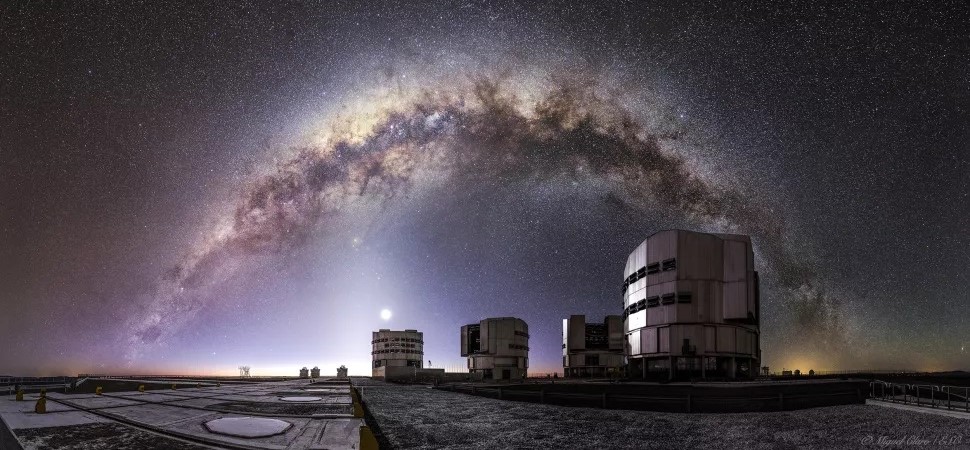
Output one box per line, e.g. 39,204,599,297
1,1,967,376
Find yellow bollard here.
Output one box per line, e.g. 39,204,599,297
35,397,46,414
15,389,23,401
359,426,378,450
39,388,46,398
138,385,145,392
171,384,176,390
95,386,103,396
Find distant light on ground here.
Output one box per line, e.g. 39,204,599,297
380,309,392,321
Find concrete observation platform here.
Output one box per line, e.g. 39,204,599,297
0,378,367,449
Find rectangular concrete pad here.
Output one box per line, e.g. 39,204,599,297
164,397,228,408
59,396,144,409
277,418,364,449
202,394,264,402
315,419,364,449
161,392,224,399
103,404,219,426
1,397,76,414
299,388,346,394
3,410,110,430
110,392,189,403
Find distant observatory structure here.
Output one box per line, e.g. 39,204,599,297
371,328,447,381
372,329,424,375
310,366,320,378
461,317,529,380
337,365,348,378
562,314,625,378
238,366,250,378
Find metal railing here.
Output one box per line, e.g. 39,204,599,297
770,370,935,377
869,381,970,413
0,376,74,386
5,383,73,395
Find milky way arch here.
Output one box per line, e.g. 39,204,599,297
124,76,847,361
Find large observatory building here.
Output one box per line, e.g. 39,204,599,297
622,230,761,380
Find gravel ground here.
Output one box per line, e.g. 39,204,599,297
356,381,970,449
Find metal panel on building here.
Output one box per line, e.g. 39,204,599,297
628,329,641,355
704,326,716,353
722,281,748,320
642,327,658,354
658,326,669,353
